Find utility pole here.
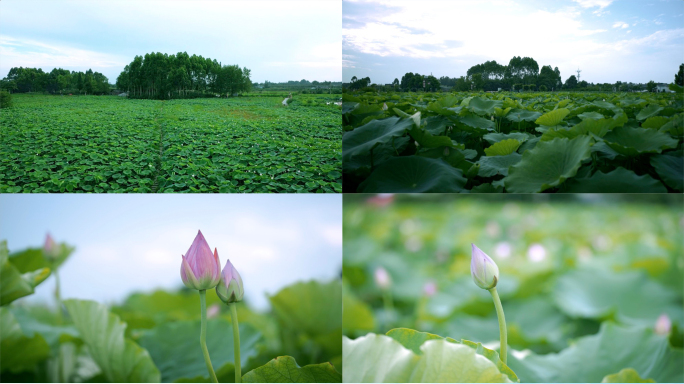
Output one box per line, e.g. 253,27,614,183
576,68,581,83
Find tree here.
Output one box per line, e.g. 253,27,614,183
675,64,683,86
77,72,84,94
564,75,577,89
471,73,484,90
392,78,399,88
425,75,440,91
646,80,656,92
538,65,556,91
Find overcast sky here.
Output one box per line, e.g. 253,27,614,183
0,0,341,83
343,0,684,84
0,194,342,311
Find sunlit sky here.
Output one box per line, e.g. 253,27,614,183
343,0,684,84
0,0,341,83
0,195,342,311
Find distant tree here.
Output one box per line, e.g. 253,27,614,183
392,78,399,88
472,73,484,90
454,76,470,91
77,72,84,94
400,72,423,91
539,84,547,91
646,80,656,92
675,64,683,86
564,75,577,89
0,79,17,93
538,65,556,90
0,90,12,108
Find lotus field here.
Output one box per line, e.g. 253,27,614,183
0,238,342,383
342,194,683,383
0,94,342,193
342,91,683,193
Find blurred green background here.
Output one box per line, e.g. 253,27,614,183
342,194,683,355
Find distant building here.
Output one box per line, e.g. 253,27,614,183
656,83,674,93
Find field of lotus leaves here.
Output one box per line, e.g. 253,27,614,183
342,194,683,383
0,94,341,193
342,91,683,193
0,239,342,383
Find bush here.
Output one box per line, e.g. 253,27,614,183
539,85,548,91
0,91,12,108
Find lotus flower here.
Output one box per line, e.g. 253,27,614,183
374,266,391,290
471,244,499,290
180,230,221,290
216,259,244,304
43,233,59,260
654,313,671,335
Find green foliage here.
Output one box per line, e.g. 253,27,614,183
601,368,655,383
0,95,341,193
0,307,51,373
64,299,161,382
484,139,520,156
138,319,264,382
342,90,682,192
386,328,518,382
504,136,592,193
0,241,51,306
358,156,467,193
343,195,683,381
0,90,12,108
507,323,683,383
343,334,514,383
1,233,342,383
242,356,341,383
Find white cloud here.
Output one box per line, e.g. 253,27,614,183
0,35,128,75
344,2,607,63
572,0,614,9
613,21,630,28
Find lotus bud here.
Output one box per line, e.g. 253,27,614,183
471,243,499,290
654,313,671,335
43,233,59,260
423,281,437,297
374,266,391,290
216,259,244,304
180,230,221,290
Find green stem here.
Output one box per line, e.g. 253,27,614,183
382,289,393,313
230,303,242,383
54,268,62,325
199,290,218,383
489,287,507,365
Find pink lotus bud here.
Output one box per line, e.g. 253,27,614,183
374,267,391,290
43,233,59,260
423,281,437,296
180,230,221,290
654,313,671,335
216,259,244,304
207,303,220,319
471,244,499,290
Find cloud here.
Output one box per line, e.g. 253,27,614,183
572,0,614,9
0,35,128,77
613,22,630,28
344,2,608,64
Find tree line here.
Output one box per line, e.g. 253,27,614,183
0,67,110,95
115,52,251,99
438,56,563,92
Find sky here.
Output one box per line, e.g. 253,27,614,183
0,0,341,83
343,0,684,85
0,194,342,311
